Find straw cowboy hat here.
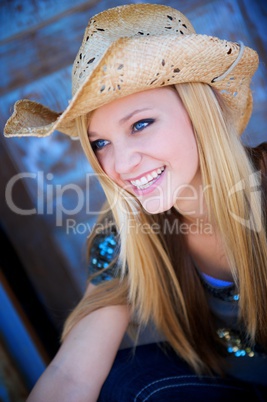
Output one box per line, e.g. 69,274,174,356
4,3,258,139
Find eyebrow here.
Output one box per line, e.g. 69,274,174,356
88,107,152,138
119,108,152,124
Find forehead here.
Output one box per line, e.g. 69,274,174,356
89,86,180,127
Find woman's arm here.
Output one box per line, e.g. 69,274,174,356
27,298,130,402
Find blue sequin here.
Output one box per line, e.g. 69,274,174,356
217,328,266,358
88,231,120,285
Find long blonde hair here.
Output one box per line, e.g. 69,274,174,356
62,83,267,375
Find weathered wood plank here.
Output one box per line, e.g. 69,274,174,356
1,15,83,95
0,0,96,41
0,136,86,328
240,0,267,55
1,0,141,95
0,161,104,326
0,0,214,42
0,65,106,326
0,272,48,388
1,65,72,119
0,336,28,401
242,105,267,146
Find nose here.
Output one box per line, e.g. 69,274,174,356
113,140,142,175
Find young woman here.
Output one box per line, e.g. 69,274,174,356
4,4,267,401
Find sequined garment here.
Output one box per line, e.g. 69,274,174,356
200,276,266,360
88,230,120,285
88,231,267,364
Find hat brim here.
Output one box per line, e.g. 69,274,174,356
4,34,258,138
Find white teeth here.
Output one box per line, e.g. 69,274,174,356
130,166,165,189
140,176,148,185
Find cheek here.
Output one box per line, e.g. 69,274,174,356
170,129,199,173
170,130,196,157
94,150,109,172
98,154,122,186
180,141,199,173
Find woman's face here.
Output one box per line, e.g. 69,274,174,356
88,87,200,215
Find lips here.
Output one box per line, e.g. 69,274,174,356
130,166,165,190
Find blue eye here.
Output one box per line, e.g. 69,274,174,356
91,139,109,151
132,119,154,132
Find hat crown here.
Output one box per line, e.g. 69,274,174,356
72,4,195,95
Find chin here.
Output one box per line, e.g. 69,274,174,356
141,198,174,215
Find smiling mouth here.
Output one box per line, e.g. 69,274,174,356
130,166,165,190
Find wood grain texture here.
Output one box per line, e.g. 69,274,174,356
0,337,28,402
1,0,97,41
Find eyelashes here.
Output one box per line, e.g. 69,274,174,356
90,139,110,151
90,118,155,152
132,118,155,133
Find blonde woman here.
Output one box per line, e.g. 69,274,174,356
4,4,267,401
